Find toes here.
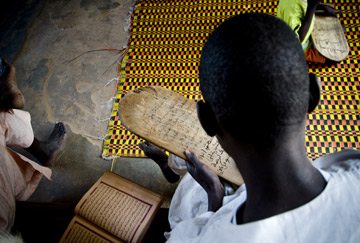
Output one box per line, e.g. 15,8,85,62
57,122,66,137
48,122,66,141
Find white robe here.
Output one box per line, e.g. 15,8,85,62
0,110,51,231
166,158,360,242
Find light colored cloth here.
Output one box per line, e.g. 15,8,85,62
277,0,315,51
0,231,24,243
0,109,51,231
167,154,238,193
168,154,187,176
166,156,360,242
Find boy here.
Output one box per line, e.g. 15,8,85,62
142,13,360,242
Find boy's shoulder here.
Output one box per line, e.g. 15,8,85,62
313,149,360,173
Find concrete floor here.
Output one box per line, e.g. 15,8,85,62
1,0,178,206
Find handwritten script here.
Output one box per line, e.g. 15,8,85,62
312,15,349,61
119,86,243,185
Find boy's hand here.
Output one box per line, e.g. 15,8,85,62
185,150,224,212
319,4,342,17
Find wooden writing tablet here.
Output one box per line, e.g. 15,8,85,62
119,86,243,185
311,14,349,62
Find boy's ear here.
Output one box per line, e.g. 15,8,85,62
196,100,219,137
308,73,321,113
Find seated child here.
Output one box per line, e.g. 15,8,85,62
277,0,341,63
0,58,66,232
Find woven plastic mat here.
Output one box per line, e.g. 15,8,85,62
102,0,359,160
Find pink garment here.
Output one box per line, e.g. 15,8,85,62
0,109,51,231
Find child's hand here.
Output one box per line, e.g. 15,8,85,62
321,4,342,17
185,150,225,212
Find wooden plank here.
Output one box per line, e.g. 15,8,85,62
119,86,243,185
311,15,349,62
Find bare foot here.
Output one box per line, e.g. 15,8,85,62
26,122,67,166
139,141,180,183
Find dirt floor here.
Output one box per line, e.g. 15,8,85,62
1,0,178,209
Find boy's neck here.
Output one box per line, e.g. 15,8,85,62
230,130,327,224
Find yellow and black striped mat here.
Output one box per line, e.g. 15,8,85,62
102,0,359,160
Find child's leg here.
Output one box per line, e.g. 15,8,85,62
305,45,326,63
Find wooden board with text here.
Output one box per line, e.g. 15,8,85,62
311,14,349,62
119,86,243,185
60,171,164,243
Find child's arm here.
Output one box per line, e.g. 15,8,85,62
298,0,320,42
185,150,225,212
316,3,342,17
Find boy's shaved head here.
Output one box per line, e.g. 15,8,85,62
199,13,310,146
